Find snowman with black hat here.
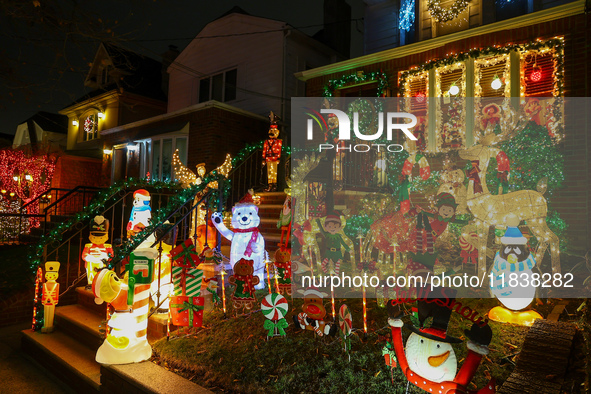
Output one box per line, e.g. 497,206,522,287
387,287,496,393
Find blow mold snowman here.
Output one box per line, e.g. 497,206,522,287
489,217,542,326
387,290,495,393
127,189,151,237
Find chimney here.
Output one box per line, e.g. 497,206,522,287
324,0,351,57
161,45,180,97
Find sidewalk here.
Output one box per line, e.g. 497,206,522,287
0,322,74,394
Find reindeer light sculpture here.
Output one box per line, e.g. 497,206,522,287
459,131,560,276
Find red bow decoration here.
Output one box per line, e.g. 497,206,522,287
357,260,378,273
461,249,478,264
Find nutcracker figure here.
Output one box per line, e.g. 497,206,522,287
262,111,282,192
42,261,60,333
81,216,113,287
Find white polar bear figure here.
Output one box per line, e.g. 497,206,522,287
212,195,265,289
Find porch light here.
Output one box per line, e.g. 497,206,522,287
127,144,139,152
98,112,105,119
72,120,79,126
103,149,113,155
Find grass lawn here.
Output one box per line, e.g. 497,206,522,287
152,292,588,393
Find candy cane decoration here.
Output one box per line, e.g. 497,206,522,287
399,153,431,213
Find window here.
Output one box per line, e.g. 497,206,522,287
398,42,564,152
81,112,99,142
198,68,237,103
150,136,188,182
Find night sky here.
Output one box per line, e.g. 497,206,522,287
0,0,365,136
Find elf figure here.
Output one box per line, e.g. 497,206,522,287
229,258,260,310
387,294,495,393
127,189,151,237
489,217,542,326
81,216,113,287
42,261,60,333
410,193,468,274
262,111,282,192
316,213,351,275
277,195,291,250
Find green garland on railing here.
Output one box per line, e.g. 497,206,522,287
27,178,182,274
323,70,389,97
106,172,222,269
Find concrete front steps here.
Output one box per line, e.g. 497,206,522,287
21,287,212,393
256,191,288,252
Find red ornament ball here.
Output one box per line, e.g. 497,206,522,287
415,92,426,103
530,67,543,83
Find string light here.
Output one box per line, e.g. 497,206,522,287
427,0,469,22
323,70,389,97
399,0,415,31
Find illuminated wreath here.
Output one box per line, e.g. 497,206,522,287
427,0,469,22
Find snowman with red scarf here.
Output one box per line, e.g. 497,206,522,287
387,288,496,394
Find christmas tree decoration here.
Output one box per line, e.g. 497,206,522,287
489,219,543,326
229,258,260,311
262,111,283,192
127,189,151,237
92,268,153,364
338,304,352,357
387,294,495,393
273,249,292,295
261,293,289,338
212,192,266,289
41,261,60,333
294,287,335,337
81,216,113,287
459,133,560,275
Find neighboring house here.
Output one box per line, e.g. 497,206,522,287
100,6,346,184
59,42,171,161
297,0,590,254
12,111,68,151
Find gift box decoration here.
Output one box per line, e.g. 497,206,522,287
170,239,200,268
172,266,203,297
170,295,204,328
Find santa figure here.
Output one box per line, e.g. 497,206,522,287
387,290,495,393
127,189,151,237
262,111,282,192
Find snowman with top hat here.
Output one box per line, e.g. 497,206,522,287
387,288,495,393
488,215,542,326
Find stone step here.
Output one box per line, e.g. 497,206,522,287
55,304,104,352
21,329,101,392
101,360,213,394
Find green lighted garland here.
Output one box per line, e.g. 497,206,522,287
398,38,564,97
323,70,389,97
427,0,469,22
27,178,183,274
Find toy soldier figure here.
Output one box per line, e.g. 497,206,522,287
262,111,282,192
42,261,60,333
